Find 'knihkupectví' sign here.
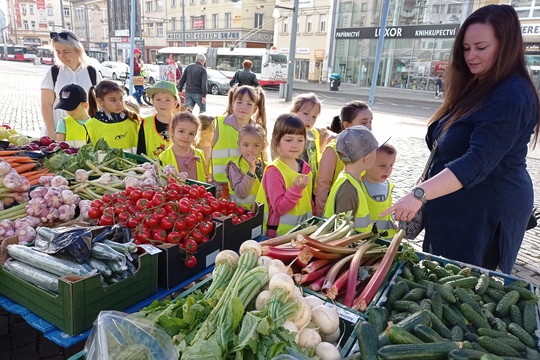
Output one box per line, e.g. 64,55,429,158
335,24,459,39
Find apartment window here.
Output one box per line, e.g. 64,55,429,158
20,4,26,14
283,18,288,33
31,21,36,30
190,0,196,5
432,5,439,14
319,14,326,32
23,20,29,30
63,7,70,16
156,0,163,10
147,22,154,36
66,23,71,30
48,21,54,30
212,14,218,29
91,29,96,38
47,6,53,16
361,2,367,11
306,15,312,32
146,1,153,11
102,28,107,38
254,13,263,29
171,17,177,30
171,0,177,6
225,13,231,27
447,4,461,14
201,0,207,3
29,4,34,15
157,22,164,36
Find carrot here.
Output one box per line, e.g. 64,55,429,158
20,170,46,178
29,178,41,186
25,173,51,182
0,150,22,156
12,163,37,174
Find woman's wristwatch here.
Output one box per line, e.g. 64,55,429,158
412,187,428,204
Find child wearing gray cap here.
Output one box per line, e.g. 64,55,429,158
323,125,378,233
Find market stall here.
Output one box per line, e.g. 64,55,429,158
0,129,539,360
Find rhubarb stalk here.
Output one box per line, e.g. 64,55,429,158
326,269,350,300
292,234,358,254
308,275,326,292
301,259,331,274
321,254,354,291
261,246,301,262
343,246,367,307
294,262,334,285
352,230,405,311
259,225,319,247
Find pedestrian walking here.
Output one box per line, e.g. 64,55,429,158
229,60,260,87
435,74,444,98
177,53,208,113
40,29,102,139
176,61,183,89
132,48,146,106
381,4,540,274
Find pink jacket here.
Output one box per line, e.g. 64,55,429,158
262,159,313,237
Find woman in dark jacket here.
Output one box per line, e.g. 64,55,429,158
230,60,260,87
382,4,540,274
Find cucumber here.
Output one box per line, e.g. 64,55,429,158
444,263,462,275
401,264,415,281
493,318,508,332
434,283,457,303
479,355,504,360
369,306,388,335
419,299,432,312
524,347,540,360
458,267,472,277
104,259,128,274
488,278,505,291
443,304,468,330
103,239,137,254
387,324,424,344
471,342,488,352
411,263,427,281
86,257,112,277
430,291,443,319
481,308,497,327
393,300,420,313
4,259,59,293
475,274,490,295
432,266,453,279
461,303,490,329
477,328,509,339
428,311,453,339
413,324,445,343
389,312,411,323
438,274,465,285
355,321,379,360
422,260,440,272
461,341,474,349
90,243,125,261
522,304,537,334
496,291,520,317
379,310,431,346
487,289,507,302
464,332,480,342
428,273,439,283
386,281,409,308
504,285,539,302
446,276,478,289
397,276,427,290
402,288,427,302
483,295,498,306
377,342,459,360
507,323,536,348
477,336,521,357
447,349,488,360
450,325,464,342
506,279,530,288
509,305,522,328
426,282,435,298
496,337,528,352
7,245,91,277
455,287,483,313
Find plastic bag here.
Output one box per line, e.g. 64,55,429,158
85,311,177,360
34,226,93,263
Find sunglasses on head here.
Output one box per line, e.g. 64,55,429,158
50,31,79,42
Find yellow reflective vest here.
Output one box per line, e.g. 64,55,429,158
86,118,139,153
142,115,172,159
324,139,344,185
64,116,90,148
212,116,241,183
324,172,372,233
228,156,262,210
306,128,321,192
256,158,313,236
360,181,397,239
159,146,206,182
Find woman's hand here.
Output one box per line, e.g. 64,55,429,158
293,174,310,189
380,193,423,222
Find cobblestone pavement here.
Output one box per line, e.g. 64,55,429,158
0,60,539,358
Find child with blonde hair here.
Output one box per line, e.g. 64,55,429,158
197,114,215,182
225,124,266,210
159,111,207,182
256,114,313,237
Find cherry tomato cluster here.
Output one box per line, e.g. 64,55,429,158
87,178,255,268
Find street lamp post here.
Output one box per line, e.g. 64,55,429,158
273,2,298,102
182,0,186,46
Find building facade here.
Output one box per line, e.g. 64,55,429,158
107,0,142,62
513,0,540,90
70,0,109,61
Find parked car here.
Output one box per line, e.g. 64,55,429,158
145,64,160,85
207,69,230,95
99,61,129,80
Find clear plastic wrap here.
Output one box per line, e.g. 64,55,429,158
85,311,177,360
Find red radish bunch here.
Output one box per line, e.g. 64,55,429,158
86,178,255,268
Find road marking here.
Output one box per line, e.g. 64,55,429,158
421,107,431,109
405,105,414,108
390,103,398,106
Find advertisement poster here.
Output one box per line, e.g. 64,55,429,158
159,64,177,82
37,0,47,28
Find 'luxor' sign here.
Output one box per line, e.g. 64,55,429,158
335,24,459,39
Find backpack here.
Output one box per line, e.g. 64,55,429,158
51,65,97,88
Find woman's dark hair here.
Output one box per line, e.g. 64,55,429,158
271,113,306,157
328,100,371,134
430,4,540,146
88,80,138,121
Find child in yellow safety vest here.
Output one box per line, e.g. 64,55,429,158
137,81,180,159
86,80,140,152
255,114,313,237
315,100,374,216
159,111,206,182
197,114,215,183
55,84,91,147
225,124,266,210
361,143,398,239
323,125,385,234
212,85,267,199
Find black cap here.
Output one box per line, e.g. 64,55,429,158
54,84,87,111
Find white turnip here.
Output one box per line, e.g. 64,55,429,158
311,304,340,335
315,342,341,360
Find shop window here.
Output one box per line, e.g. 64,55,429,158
319,15,326,32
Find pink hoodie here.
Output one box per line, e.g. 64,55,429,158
262,159,313,237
